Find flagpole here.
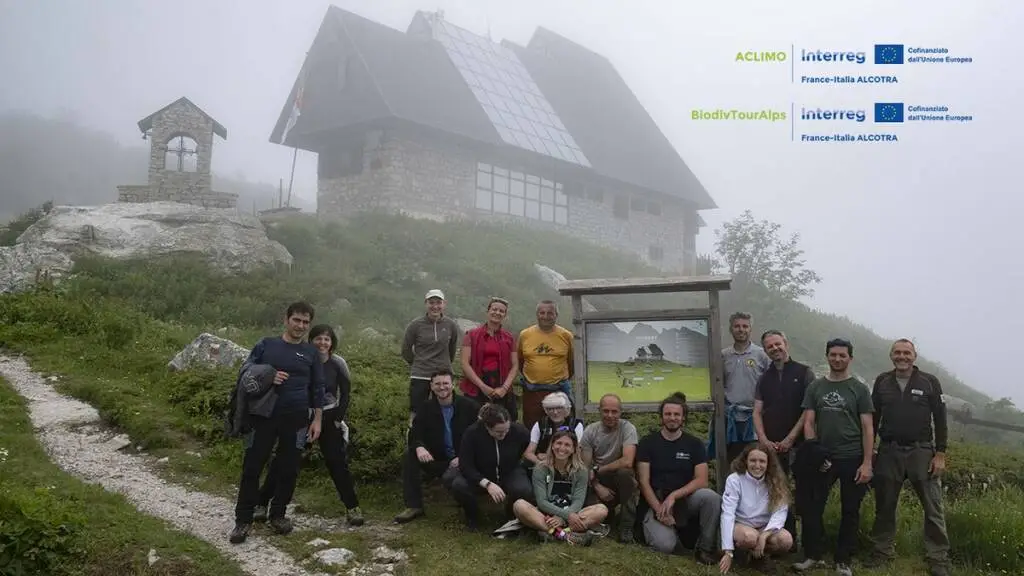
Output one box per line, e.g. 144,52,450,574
286,146,298,207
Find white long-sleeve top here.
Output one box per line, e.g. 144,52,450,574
720,472,789,551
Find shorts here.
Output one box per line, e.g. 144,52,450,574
409,378,432,412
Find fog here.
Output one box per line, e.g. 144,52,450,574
1,0,1018,405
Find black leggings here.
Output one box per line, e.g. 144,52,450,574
259,408,359,510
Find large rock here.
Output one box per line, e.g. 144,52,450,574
0,201,293,293
168,333,251,371
533,263,598,312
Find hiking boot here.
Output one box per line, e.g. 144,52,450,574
792,558,827,572
269,516,293,535
618,526,634,544
346,507,365,526
393,507,424,524
253,505,268,523
566,530,596,547
229,522,252,544
835,563,853,576
587,523,610,538
694,549,717,565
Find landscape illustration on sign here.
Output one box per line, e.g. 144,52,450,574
584,319,711,404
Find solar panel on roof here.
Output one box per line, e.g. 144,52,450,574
432,21,591,167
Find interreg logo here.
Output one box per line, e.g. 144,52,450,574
800,107,867,123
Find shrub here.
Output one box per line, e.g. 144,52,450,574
0,485,85,576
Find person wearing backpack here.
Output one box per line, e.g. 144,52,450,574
229,302,326,544
523,392,583,476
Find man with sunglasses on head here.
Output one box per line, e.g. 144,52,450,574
753,329,816,547
793,338,874,576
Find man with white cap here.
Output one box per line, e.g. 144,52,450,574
401,289,461,418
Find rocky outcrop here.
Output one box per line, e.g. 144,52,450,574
533,263,597,312
168,333,251,371
0,201,293,293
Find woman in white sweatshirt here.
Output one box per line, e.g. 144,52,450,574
719,444,794,573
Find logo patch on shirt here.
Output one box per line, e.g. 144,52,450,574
675,452,691,460
911,388,924,396
746,358,757,368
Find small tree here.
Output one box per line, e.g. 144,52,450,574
713,210,822,300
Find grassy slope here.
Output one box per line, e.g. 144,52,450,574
1,211,1022,573
65,212,989,407
0,377,245,576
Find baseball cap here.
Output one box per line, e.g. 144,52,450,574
424,289,445,301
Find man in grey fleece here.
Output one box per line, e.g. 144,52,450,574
402,289,461,418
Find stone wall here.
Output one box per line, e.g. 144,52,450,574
146,100,215,195
318,130,699,274
318,130,475,220
117,185,237,209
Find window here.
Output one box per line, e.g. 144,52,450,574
164,135,198,172
476,162,567,224
613,196,629,220
649,245,664,261
683,232,696,252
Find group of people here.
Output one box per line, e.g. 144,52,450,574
224,294,952,576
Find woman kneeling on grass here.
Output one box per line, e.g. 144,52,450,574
512,430,608,546
718,444,794,573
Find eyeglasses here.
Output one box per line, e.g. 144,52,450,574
556,425,571,432
761,329,784,341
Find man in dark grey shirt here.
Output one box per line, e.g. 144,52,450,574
721,312,770,462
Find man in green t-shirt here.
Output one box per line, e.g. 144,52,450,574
792,338,874,576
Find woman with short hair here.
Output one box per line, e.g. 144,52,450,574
513,429,608,545
523,392,583,469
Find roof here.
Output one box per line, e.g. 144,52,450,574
512,29,715,209
138,97,227,139
270,8,712,208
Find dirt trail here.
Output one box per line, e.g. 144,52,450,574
0,353,391,576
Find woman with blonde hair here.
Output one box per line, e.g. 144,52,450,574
719,444,794,573
512,429,608,546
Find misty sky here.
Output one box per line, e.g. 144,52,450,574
1,0,1019,405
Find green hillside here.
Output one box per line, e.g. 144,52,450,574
2,208,1023,573
57,211,988,405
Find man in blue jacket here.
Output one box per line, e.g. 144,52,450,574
230,301,326,544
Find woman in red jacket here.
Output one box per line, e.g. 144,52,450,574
459,297,520,421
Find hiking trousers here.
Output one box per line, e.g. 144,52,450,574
234,410,308,523
871,442,950,570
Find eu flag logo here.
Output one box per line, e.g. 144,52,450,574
875,44,904,64
874,103,904,123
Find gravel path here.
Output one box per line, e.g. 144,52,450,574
0,354,331,576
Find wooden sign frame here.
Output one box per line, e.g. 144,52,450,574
557,274,733,488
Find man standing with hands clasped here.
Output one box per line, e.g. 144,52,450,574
866,339,951,576
793,338,873,576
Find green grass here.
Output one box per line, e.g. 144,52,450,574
0,376,245,576
1,210,1023,573
587,360,710,403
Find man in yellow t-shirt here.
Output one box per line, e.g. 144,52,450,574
517,300,574,428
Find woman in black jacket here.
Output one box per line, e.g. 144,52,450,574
448,403,532,530
255,325,364,527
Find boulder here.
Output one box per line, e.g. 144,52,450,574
533,263,598,312
0,201,293,293
168,333,251,371
453,317,480,334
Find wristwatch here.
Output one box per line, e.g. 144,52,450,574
724,550,734,558
591,464,600,475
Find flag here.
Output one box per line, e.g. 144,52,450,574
874,102,905,123
279,60,309,145
874,44,904,65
